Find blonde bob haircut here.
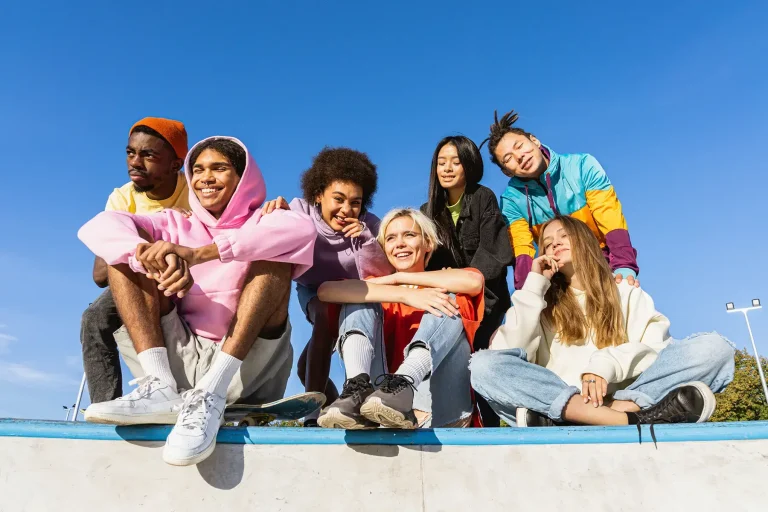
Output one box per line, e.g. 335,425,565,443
376,208,441,265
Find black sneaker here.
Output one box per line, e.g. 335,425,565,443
360,374,418,429
303,418,319,428
317,373,377,429
515,408,573,427
628,381,716,446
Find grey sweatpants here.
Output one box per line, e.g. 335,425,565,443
80,289,123,403
114,308,293,405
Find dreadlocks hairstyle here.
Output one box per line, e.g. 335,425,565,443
300,147,378,213
425,136,483,268
539,216,627,349
188,138,247,177
481,109,534,168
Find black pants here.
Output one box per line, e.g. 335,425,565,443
80,289,123,403
472,314,504,427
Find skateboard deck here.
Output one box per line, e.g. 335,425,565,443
224,391,326,426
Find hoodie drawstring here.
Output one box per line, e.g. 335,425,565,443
524,184,533,227
524,174,559,230
545,173,559,215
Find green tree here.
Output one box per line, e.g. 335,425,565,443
711,348,768,422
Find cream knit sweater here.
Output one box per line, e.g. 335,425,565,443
490,272,671,389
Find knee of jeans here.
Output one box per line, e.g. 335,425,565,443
340,303,380,328
469,351,493,391
81,302,104,332
699,332,736,368
469,350,507,389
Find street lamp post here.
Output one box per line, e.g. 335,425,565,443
71,372,87,422
726,299,768,404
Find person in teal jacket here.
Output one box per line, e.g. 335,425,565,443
483,109,639,290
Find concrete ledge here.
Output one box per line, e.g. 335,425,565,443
4,420,768,511
2,418,767,445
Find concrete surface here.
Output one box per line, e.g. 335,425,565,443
1,420,767,512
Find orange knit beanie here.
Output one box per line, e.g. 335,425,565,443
129,117,189,159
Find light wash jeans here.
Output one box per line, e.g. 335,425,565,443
470,332,735,424
337,302,473,427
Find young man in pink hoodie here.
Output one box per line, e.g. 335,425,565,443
78,137,316,466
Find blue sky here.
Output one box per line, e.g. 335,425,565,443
1,1,767,420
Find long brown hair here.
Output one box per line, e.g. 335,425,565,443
539,216,626,349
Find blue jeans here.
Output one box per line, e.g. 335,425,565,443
470,332,735,424
337,302,473,427
296,283,318,323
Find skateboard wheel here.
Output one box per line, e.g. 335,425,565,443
239,417,257,427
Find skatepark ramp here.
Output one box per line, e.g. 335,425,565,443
2,419,768,511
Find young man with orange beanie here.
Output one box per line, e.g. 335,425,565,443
80,117,190,404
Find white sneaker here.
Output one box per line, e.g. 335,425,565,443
84,375,182,425
163,389,225,466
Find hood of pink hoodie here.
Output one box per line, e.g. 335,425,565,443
185,136,266,229
79,135,316,342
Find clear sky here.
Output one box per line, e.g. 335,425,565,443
1,1,767,420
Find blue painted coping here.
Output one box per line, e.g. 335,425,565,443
2,418,768,445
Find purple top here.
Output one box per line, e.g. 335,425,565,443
289,198,393,288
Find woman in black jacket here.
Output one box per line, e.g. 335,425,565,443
421,135,514,426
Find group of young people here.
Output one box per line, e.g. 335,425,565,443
77,113,735,467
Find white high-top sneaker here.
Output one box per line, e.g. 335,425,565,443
84,375,182,425
163,389,225,466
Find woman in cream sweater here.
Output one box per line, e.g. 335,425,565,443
470,216,734,428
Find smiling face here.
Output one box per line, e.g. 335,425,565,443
190,148,241,219
541,219,573,271
316,180,364,231
383,215,433,272
435,143,467,193
493,132,547,179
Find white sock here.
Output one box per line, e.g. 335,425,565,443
196,351,242,398
341,333,374,380
137,347,178,393
395,346,431,388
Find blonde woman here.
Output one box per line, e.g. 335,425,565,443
316,208,485,429
470,216,735,429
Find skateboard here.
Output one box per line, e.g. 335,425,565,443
223,391,326,426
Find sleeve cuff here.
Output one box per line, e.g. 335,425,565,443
213,235,234,263
583,357,617,383
521,272,551,297
613,268,637,279
356,222,376,244
128,255,148,274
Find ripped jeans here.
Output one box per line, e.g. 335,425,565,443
337,302,473,427
470,332,735,424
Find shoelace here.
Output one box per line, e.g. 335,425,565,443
118,375,159,401
340,376,371,399
177,389,214,431
635,392,693,448
633,422,659,449
374,374,417,394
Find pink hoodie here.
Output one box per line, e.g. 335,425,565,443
78,136,316,342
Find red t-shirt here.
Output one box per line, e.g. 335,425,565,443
380,268,485,372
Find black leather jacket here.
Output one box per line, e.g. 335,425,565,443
421,184,513,349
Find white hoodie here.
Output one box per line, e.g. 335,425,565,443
490,272,671,389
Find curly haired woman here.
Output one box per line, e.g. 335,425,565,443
261,147,392,425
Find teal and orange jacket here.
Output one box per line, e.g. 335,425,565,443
500,146,638,289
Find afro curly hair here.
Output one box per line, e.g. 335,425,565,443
300,147,378,211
